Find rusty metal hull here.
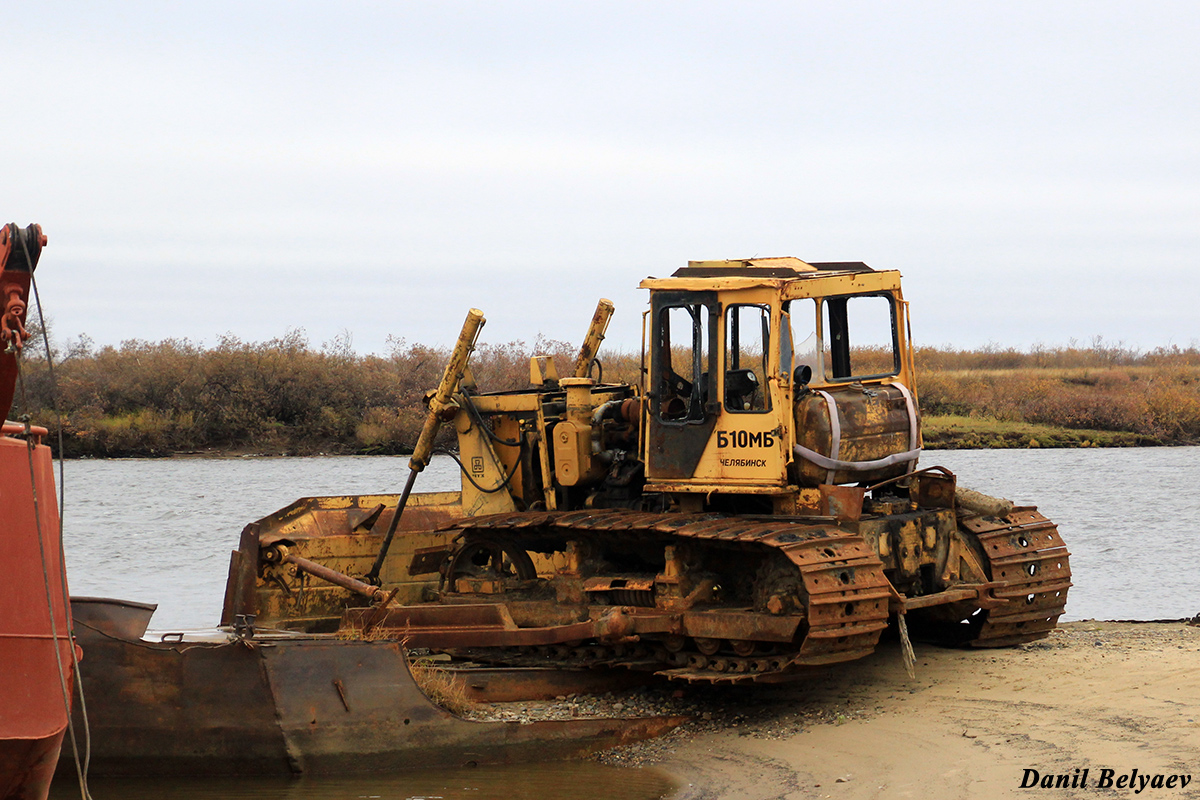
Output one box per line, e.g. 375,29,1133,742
0,732,65,800
449,667,654,703
60,604,682,779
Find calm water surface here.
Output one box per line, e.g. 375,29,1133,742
54,456,675,800
48,448,1199,799
926,446,1200,621
60,455,462,631
59,448,1200,628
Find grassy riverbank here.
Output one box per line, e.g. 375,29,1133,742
921,414,1153,449
10,334,1200,457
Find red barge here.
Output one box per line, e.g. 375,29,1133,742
0,224,77,800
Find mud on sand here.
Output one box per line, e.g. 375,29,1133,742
600,621,1200,800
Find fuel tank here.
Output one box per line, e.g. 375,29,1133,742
793,382,920,486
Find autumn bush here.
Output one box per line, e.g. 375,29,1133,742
10,332,1200,456
13,330,622,457
914,342,1200,444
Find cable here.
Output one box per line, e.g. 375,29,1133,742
16,380,92,800
439,444,524,494
18,263,93,800
460,392,521,447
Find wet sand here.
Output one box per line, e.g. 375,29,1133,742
610,621,1200,799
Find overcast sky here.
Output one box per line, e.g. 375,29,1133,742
8,2,1199,357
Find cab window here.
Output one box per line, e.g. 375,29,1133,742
821,294,900,380
724,304,771,412
658,303,712,421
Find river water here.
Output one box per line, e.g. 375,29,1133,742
47,448,1200,800
58,448,1200,629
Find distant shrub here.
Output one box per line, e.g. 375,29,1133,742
10,331,1200,456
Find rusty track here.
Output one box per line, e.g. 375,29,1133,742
438,510,892,682
961,507,1072,647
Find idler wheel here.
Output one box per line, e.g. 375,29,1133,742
753,555,806,615
446,537,536,586
731,639,755,657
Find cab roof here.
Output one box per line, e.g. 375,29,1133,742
638,258,900,298
672,257,874,279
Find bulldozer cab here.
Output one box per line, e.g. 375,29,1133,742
640,258,919,509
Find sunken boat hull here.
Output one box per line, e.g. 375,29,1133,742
60,598,680,778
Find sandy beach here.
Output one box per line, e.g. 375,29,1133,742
601,621,1200,799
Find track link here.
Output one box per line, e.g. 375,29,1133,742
961,506,1072,646
443,510,892,682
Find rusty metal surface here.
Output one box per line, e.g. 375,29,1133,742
0,731,65,800
409,544,453,576
281,552,386,601
794,383,915,488
218,258,1074,698
222,494,463,630
69,596,158,640
961,507,1072,647
900,583,1006,612
344,604,607,649
446,666,654,703
60,602,686,779
439,509,890,681
819,485,865,521
572,298,615,378
0,223,45,425
349,602,805,653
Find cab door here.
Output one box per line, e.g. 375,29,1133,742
644,291,719,480
703,302,789,486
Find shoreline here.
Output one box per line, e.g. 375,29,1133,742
53,433,1196,460
596,621,1200,799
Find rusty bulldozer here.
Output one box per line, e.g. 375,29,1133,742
222,258,1071,683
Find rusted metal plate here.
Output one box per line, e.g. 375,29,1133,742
227,491,468,630
913,470,956,508
408,545,453,576
680,610,801,643
59,606,686,778
583,577,654,593
449,667,655,702
345,605,601,648
0,730,66,800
